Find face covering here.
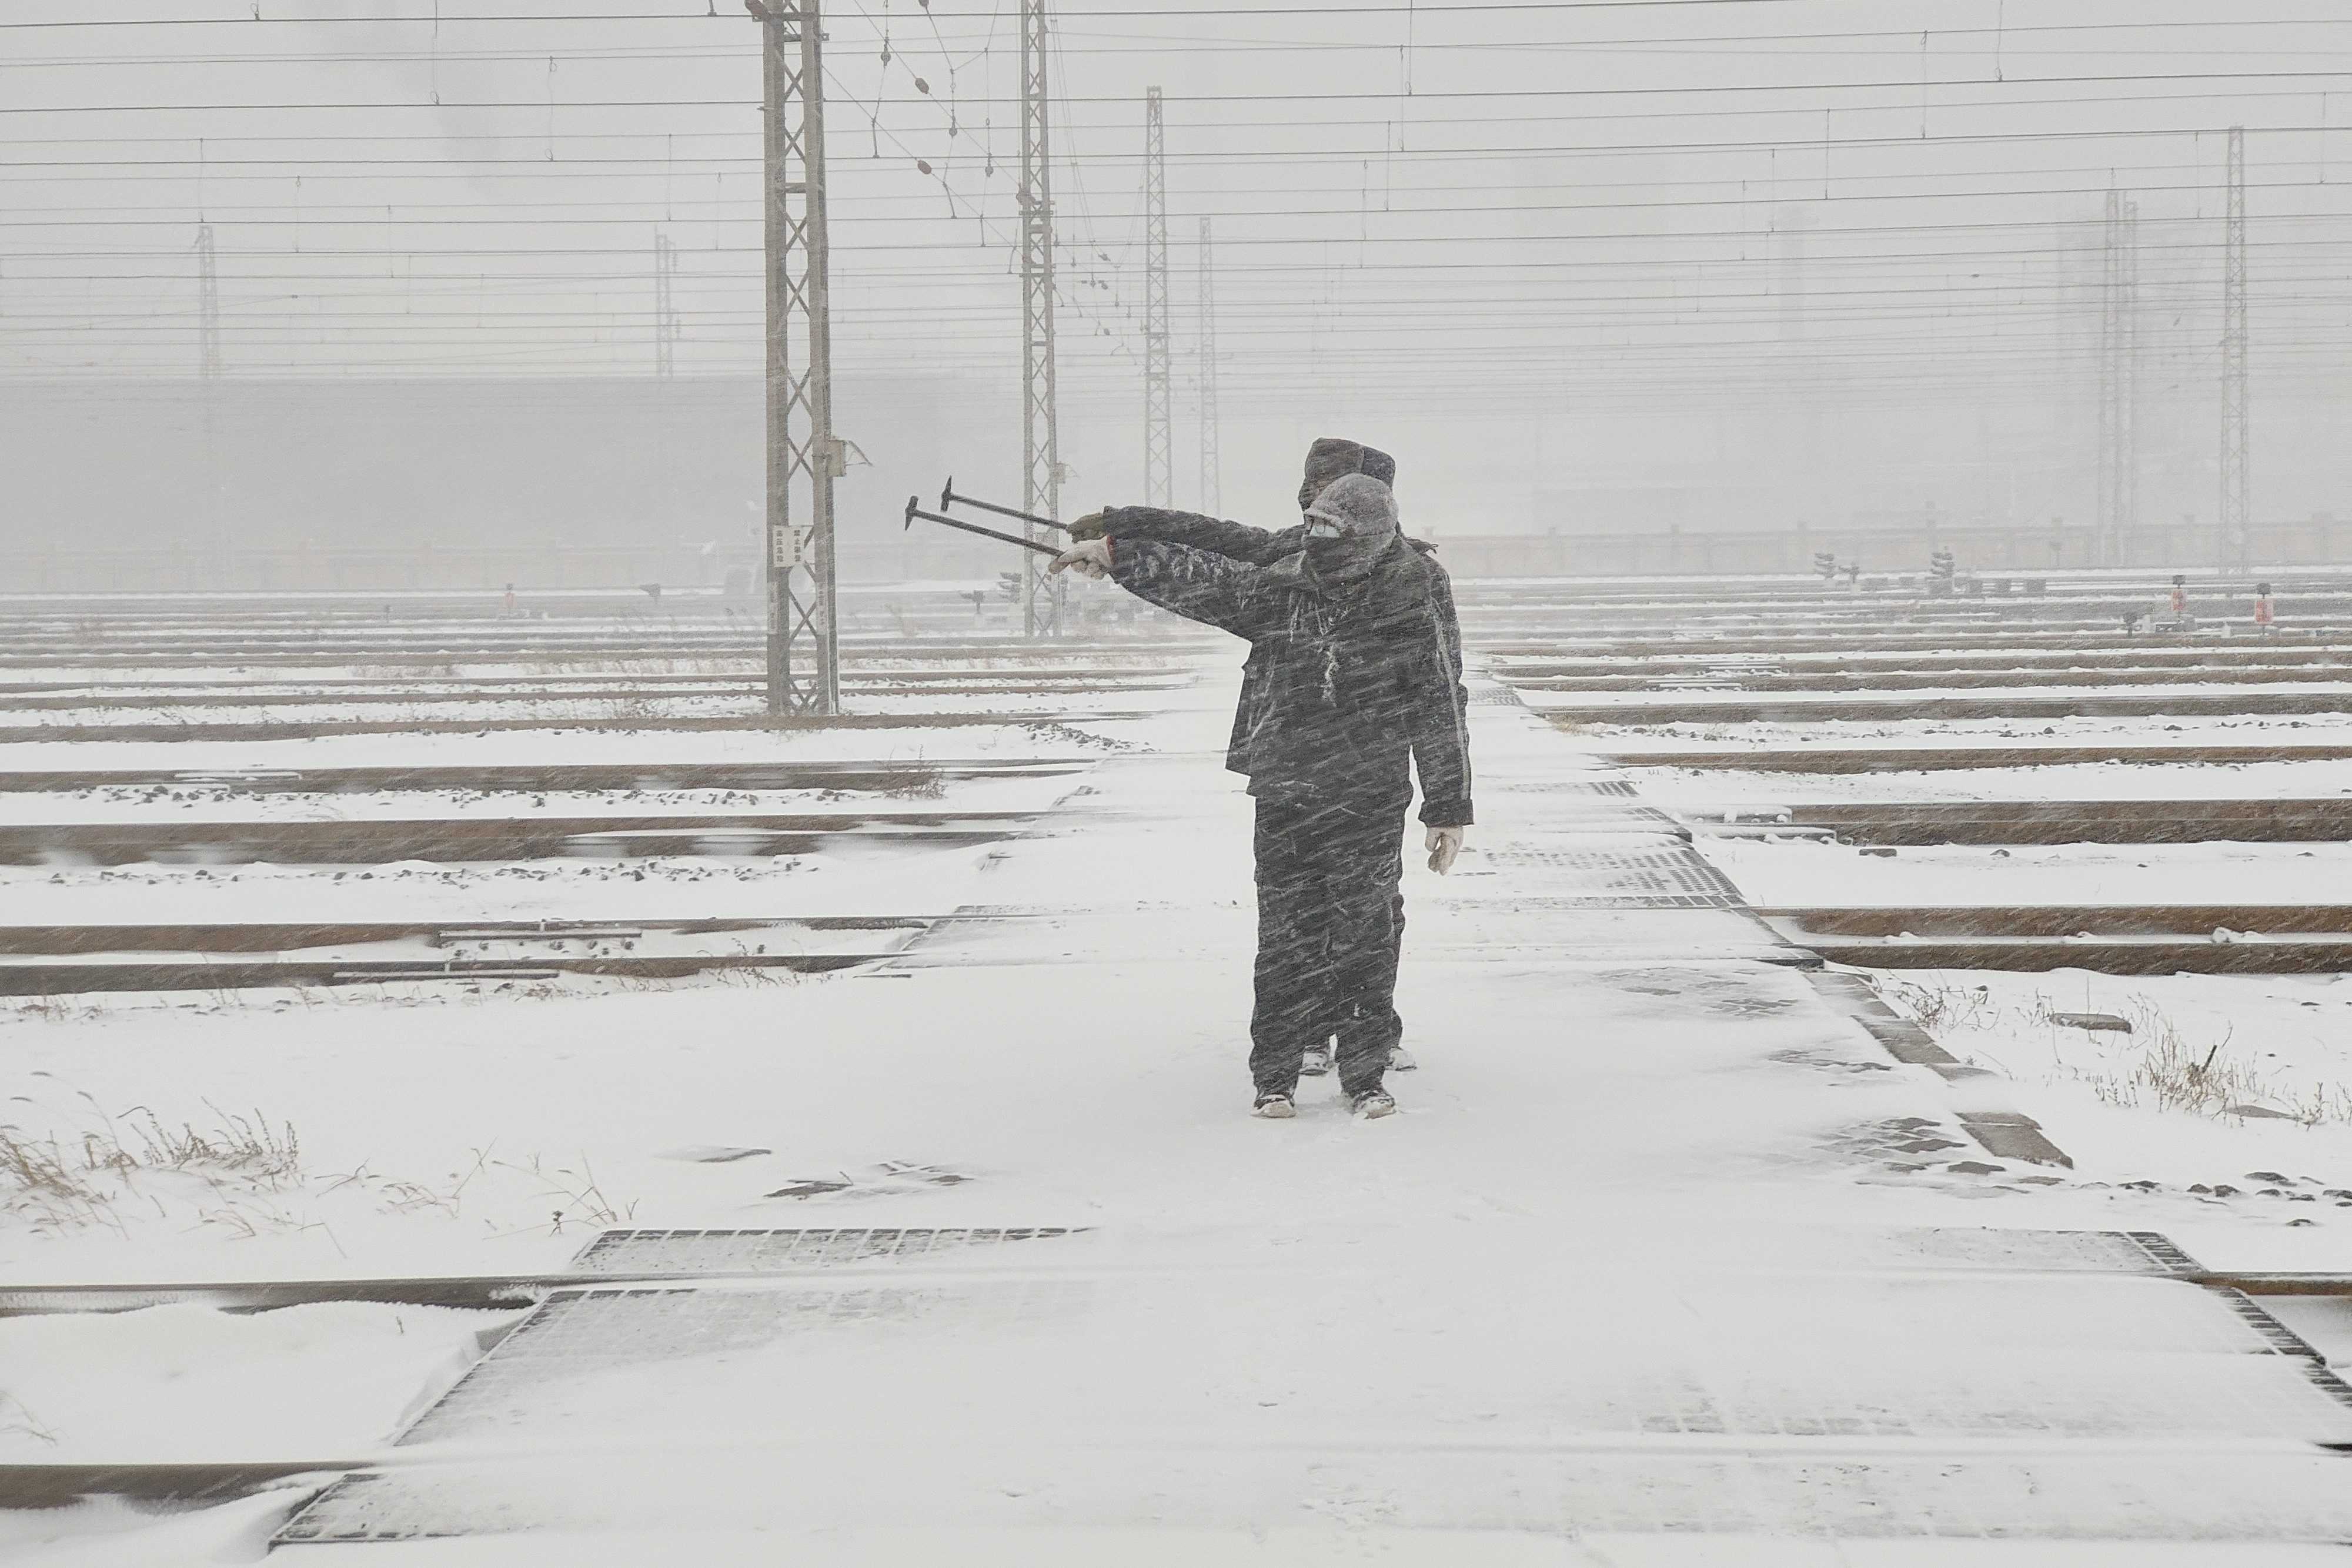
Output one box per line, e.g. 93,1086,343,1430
1299,474,1401,590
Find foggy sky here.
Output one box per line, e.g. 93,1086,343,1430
6,0,2352,553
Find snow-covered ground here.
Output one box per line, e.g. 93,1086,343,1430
1638,759,2352,806
1520,680,2352,717
0,843,997,926
0,774,1074,827
0,723,1124,774
1585,713,2352,751
6,656,2352,1561
1702,837,2352,908
1863,965,2352,1200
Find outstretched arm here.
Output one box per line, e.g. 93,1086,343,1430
1100,538,1281,640
1082,505,1307,566
1411,568,1475,829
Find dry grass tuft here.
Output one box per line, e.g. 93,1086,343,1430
494,1153,636,1233
874,761,946,799
1872,975,2352,1126
1877,977,1999,1033
0,1096,305,1236
2029,992,2352,1124
0,1393,56,1446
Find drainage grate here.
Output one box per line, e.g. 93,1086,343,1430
1465,680,1528,708
397,1279,1090,1446
1870,1229,2203,1276
1478,846,1743,901
569,1226,1081,1275
1498,778,1641,797
2211,1287,2352,1379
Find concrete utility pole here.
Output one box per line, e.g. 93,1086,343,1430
2221,125,2251,573
751,0,840,714
1198,214,1221,516
1142,86,1171,507
2096,189,2139,567
1019,0,1063,636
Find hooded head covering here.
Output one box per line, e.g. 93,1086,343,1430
1298,436,1398,511
1299,472,1401,591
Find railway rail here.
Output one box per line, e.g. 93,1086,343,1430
1765,905,2352,974
0,808,1037,865
0,710,1161,745
0,758,1086,794
1683,798,2352,845
1606,744,2352,772
1537,690,2352,726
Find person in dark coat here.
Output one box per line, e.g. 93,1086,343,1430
1050,440,1473,1120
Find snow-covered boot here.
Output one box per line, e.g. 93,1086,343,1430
1388,1045,1418,1072
1253,1091,1297,1119
1351,1089,1397,1120
1301,1044,1334,1077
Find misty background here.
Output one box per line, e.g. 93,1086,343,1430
6,0,2352,581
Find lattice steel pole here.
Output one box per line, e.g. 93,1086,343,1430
1020,0,1063,637
654,231,681,534
751,0,840,713
1142,86,1171,507
1198,214,1220,516
196,223,227,564
2096,190,2139,568
653,232,679,378
196,224,222,383
2221,125,2251,574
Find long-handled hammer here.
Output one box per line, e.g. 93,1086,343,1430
904,495,1063,557
938,476,1069,534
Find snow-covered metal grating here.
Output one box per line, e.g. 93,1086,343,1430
1498,778,1641,797
1464,677,1528,708
568,1225,1081,1275
1866,1228,2204,1275
393,1278,1091,1447
1476,845,1743,904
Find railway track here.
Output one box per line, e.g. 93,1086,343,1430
1683,798,2352,845
0,676,1190,713
1511,664,2352,694
0,758,1085,794
9,793,2300,872
1538,690,2352,726
1481,630,2352,657
0,809,1036,865
1765,905,2352,974
0,710,1162,745
1501,645,2352,674
1606,744,2352,772
0,916,936,995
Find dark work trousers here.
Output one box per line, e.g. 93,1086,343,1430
1249,787,1411,1098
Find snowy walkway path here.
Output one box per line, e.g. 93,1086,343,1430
29,666,2352,1563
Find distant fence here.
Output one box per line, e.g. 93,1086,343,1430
6,516,2346,592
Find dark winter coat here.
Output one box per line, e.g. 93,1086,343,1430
1102,506,1474,828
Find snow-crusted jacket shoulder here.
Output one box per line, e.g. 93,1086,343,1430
1098,504,1309,566
1107,534,1473,828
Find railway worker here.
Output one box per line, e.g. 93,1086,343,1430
1047,439,1474,1121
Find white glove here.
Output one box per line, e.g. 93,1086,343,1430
1426,825,1464,874
1048,539,1111,580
